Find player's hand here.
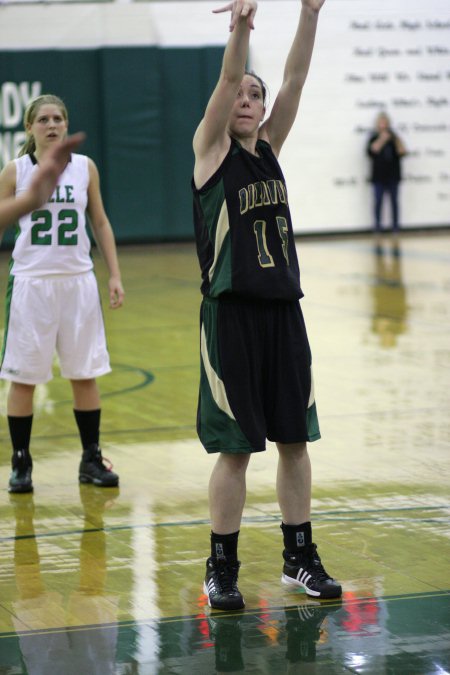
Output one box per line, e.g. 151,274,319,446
213,0,257,32
108,277,125,309
301,0,326,13
28,133,86,209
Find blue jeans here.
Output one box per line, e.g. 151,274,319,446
373,181,399,231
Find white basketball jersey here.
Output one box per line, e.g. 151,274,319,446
12,153,93,276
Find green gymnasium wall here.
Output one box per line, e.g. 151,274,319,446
0,46,223,245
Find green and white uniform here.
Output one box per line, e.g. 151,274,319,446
0,153,110,384
11,153,92,276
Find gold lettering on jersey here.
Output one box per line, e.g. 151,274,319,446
254,183,262,208
261,181,271,206
239,180,287,214
266,180,278,203
248,184,255,210
239,188,249,214
48,185,75,204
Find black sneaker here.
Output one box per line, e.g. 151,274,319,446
203,557,245,611
8,449,33,493
79,444,119,487
281,544,342,599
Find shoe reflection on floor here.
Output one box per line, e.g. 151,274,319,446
203,598,343,674
10,487,120,675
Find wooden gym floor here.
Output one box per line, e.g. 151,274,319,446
0,231,449,674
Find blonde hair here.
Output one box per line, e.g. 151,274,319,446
19,94,68,157
375,111,390,127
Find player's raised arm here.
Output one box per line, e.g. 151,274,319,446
259,0,325,157
193,0,257,188
0,133,85,234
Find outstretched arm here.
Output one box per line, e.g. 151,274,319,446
0,133,85,235
260,0,325,156
193,0,257,188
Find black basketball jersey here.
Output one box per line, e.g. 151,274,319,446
192,137,303,300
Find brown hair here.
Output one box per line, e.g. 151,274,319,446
245,70,268,107
19,94,68,157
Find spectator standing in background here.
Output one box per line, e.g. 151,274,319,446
367,112,407,232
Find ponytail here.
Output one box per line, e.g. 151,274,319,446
18,134,36,157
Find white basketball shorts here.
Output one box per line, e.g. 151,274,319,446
0,272,111,384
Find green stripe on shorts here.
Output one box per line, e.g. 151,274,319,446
306,400,321,442
0,274,14,367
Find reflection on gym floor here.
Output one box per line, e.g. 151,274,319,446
0,232,449,673
371,235,408,348
7,488,119,674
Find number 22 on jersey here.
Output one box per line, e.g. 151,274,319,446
31,209,79,246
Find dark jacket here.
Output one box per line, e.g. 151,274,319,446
367,132,402,184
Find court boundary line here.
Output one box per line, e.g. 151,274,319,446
0,589,449,639
1,504,449,542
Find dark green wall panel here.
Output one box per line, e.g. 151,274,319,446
159,47,221,240
99,47,165,241
0,45,223,245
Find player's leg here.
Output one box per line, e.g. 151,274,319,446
277,441,341,599
276,441,311,525
199,298,265,610
56,273,117,488
71,378,118,488
209,452,250,534
7,383,35,493
266,302,341,599
205,452,250,611
1,276,57,493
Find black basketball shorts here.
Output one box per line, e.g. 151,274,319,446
197,295,320,454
